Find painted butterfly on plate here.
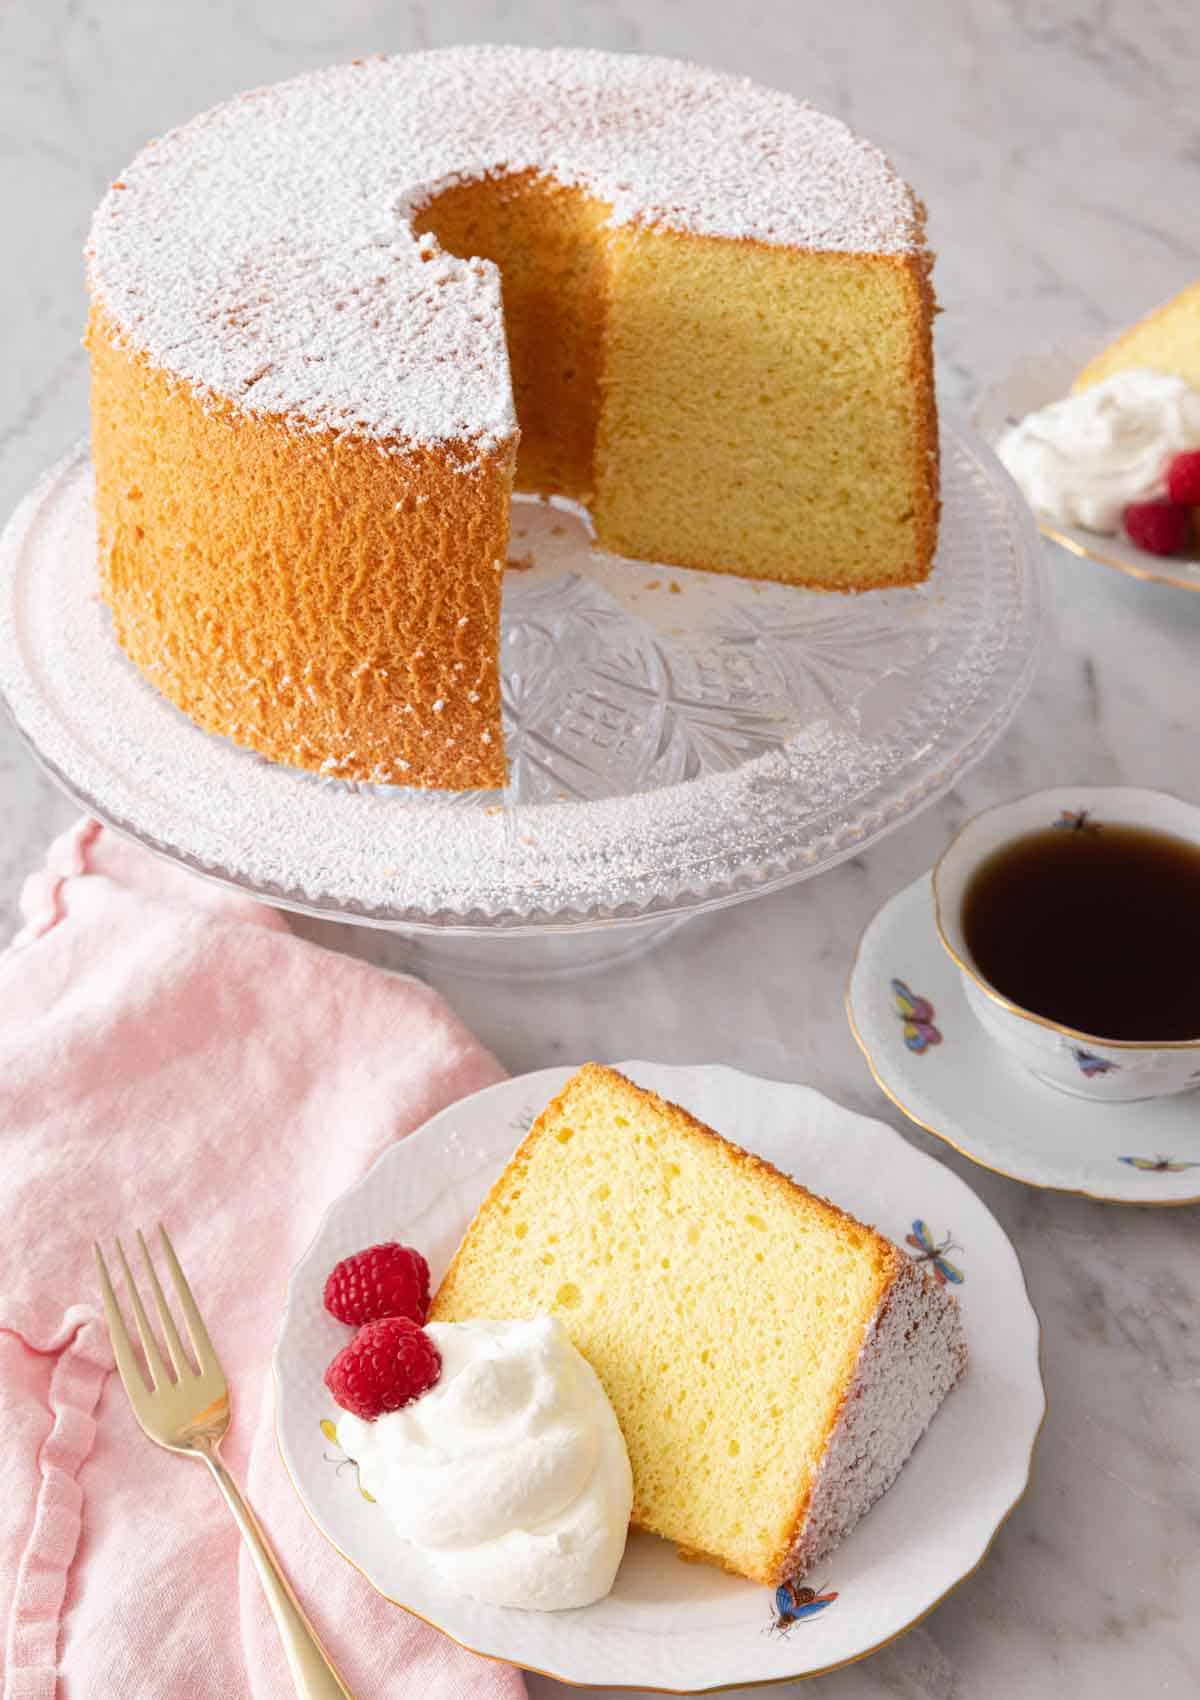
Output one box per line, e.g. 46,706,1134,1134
770,1581,838,1632
1070,1045,1118,1078
905,1220,964,1285
1118,1154,1200,1173
319,1418,375,1501
891,979,942,1053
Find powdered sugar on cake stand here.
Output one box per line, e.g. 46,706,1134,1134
0,421,1039,959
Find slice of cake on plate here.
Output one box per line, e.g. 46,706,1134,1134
431,1062,966,1585
1074,278,1200,392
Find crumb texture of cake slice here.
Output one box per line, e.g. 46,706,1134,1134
431,1063,966,1584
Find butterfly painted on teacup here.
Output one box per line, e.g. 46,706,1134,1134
891,979,942,1054
1118,1154,1200,1173
905,1220,965,1285
1053,809,1100,833
1070,1045,1119,1078
769,1580,839,1633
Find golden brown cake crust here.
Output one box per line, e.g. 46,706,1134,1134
87,51,940,782
88,308,511,788
903,239,943,589
432,1061,900,1326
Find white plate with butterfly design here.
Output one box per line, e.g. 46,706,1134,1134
847,876,1200,1204
274,1060,1043,1692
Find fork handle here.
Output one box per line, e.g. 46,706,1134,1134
202,1443,356,1699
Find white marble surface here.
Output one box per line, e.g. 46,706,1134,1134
3,3,1198,1696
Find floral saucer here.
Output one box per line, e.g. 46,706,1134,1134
974,336,1200,594
847,874,1200,1204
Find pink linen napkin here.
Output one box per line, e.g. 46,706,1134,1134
0,817,524,1700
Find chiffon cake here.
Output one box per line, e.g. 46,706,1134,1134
86,47,939,788
431,1063,966,1584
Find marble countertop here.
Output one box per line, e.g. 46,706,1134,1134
3,3,1197,1695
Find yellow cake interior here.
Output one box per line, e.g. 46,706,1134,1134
413,174,612,500
432,1062,899,1584
414,170,937,589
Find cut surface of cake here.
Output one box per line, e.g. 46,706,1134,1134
86,46,938,788
431,1063,965,1585
1074,279,1200,393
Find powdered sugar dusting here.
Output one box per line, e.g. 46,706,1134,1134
787,1257,966,1580
87,46,924,450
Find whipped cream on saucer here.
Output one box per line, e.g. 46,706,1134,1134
996,368,1200,532
337,1315,632,1611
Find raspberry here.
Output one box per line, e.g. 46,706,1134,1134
324,1316,441,1419
1166,450,1200,505
323,1242,430,1327
1122,500,1191,557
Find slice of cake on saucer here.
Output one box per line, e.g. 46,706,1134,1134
431,1063,966,1585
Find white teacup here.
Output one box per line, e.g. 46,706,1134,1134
932,786,1200,1103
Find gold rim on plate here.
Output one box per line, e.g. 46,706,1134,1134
1035,516,1200,595
271,1066,1047,1692
273,1370,1043,1693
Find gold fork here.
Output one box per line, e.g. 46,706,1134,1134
95,1226,355,1699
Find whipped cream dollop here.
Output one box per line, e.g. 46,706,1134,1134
337,1315,632,1611
996,368,1200,532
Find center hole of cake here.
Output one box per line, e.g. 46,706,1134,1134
412,171,612,506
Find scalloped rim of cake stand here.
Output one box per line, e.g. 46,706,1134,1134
0,423,1043,935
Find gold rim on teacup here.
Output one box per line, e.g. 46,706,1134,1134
932,786,1200,1053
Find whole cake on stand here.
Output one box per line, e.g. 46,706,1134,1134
0,48,1041,978
86,46,938,789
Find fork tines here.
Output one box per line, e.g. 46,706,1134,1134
94,1225,219,1393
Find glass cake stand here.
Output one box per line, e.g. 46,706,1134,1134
0,422,1042,976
